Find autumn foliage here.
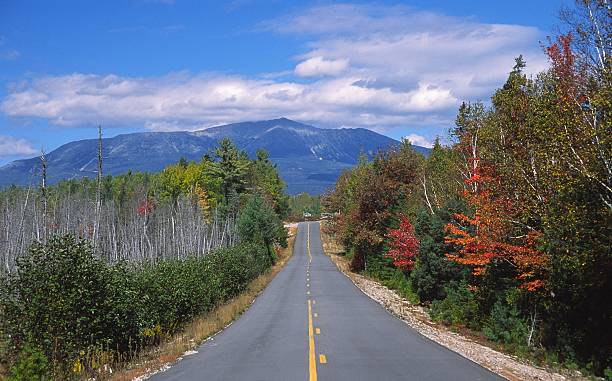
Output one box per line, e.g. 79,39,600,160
326,19,610,372
137,198,156,216
385,215,419,270
444,160,546,291
325,7,611,372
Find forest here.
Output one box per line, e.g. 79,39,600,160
323,4,611,377
0,138,289,379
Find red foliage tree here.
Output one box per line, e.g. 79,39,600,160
137,198,156,216
385,215,419,271
445,159,546,291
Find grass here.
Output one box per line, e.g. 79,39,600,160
97,226,297,381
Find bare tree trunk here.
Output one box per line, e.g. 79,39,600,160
40,148,48,240
93,125,103,253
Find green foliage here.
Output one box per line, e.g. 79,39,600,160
429,281,480,330
214,138,251,212
0,236,274,377
541,180,612,373
363,254,419,304
153,140,288,218
249,149,290,219
289,193,321,220
8,345,49,381
483,297,529,353
2,236,116,366
237,194,288,259
385,270,420,305
410,208,465,302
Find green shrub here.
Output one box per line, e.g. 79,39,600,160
363,252,396,280
410,208,466,303
9,345,49,381
237,194,287,262
1,236,116,370
429,281,480,329
483,298,529,352
383,269,420,305
0,235,273,378
363,254,419,304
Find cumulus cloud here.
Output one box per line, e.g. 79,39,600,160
1,72,457,131
0,135,37,157
404,133,433,148
0,3,549,133
295,56,349,77
279,4,548,101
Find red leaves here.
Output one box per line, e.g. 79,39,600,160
546,33,587,109
138,198,156,216
385,215,419,271
445,150,547,291
546,33,575,83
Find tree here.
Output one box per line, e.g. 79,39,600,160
410,206,465,302
385,215,419,270
248,149,290,219
444,159,546,291
236,195,287,263
420,138,461,214
324,141,423,271
214,138,250,209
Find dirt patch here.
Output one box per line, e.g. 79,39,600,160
319,223,586,381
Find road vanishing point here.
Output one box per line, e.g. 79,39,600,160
152,221,504,381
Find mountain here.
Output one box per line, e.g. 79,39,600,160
0,118,429,194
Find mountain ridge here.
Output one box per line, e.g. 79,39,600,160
0,118,429,194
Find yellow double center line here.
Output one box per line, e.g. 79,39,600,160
308,299,317,381
307,222,317,381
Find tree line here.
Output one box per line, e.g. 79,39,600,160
324,2,610,376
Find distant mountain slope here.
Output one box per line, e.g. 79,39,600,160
0,118,429,194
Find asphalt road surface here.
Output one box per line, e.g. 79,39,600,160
152,221,505,381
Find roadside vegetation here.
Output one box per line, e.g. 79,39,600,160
0,139,290,380
287,193,322,221
323,3,611,377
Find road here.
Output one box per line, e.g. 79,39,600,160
151,221,504,381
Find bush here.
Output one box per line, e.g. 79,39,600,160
363,254,419,304
9,345,49,381
384,269,419,304
429,281,480,329
0,235,273,378
483,298,529,352
1,236,116,370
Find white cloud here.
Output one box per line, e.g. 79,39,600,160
404,133,433,148
1,72,457,131
0,135,37,157
280,4,548,102
0,3,550,133
295,56,349,77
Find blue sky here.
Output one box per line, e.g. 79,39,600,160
0,0,569,165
